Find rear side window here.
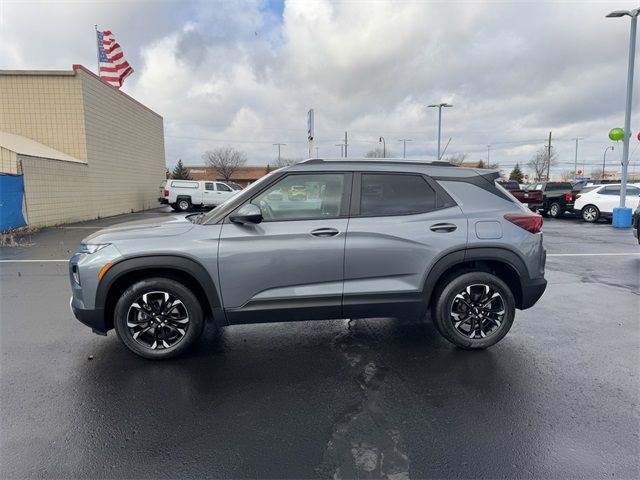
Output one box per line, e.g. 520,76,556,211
601,186,620,195
205,182,214,191
360,174,437,216
170,181,198,189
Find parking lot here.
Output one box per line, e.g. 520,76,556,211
1,209,638,479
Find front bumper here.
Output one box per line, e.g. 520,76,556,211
520,277,547,310
70,296,108,335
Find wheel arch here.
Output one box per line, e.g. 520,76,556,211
96,255,224,331
424,248,528,310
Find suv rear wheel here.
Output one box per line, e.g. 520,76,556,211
582,205,600,222
432,272,515,349
114,278,204,359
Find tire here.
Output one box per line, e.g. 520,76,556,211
581,205,600,223
114,278,204,359
170,203,179,211
176,198,191,212
548,202,562,218
431,272,516,350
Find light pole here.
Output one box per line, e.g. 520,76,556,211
398,139,412,158
572,137,583,180
603,145,614,180
427,103,453,160
379,136,386,158
315,147,319,158
335,143,344,157
607,8,639,227
272,143,286,163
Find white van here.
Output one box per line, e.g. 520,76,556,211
159,180,242,211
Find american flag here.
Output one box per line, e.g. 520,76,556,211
97,29,133,89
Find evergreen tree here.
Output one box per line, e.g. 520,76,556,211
171,159,192,180
477,159,485,169
509,163,524,183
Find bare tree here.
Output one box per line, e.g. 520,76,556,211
444,153,467,166
202,147,247,182
589,170,605,180
559,169,575,181
274,157,299,168
527,146,558,181
365,147,394,158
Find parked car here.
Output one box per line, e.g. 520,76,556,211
497,181,544,211
70,158,547,359
527,182,574,218
633,204,640,244
159,180,241,211
573,183,640,222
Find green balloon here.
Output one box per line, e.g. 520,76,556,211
609,128,625,141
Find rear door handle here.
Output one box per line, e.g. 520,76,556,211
310,227,339,237
430,223,457,233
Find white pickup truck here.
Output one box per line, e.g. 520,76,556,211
159,180,242,211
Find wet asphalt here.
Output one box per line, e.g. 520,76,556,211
1,210,638,479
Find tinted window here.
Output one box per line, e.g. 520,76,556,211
252,173,344,221
217,183,232,192
170,181,198,189
205,182,214,191
601,186,620,195
360,174,437,216
498,181,519,190
626,186,640,195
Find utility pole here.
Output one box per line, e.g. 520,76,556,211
487,145,491,164
427,103,453,160
344,131,348,158
546,131,552,181
572,137,583,179
398,139,412,159
272,143,286,163
379,136,386,157
335,144,344,157
603,145,614,180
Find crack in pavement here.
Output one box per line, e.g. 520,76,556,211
318,319,410,480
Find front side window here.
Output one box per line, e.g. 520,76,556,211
216,183,232,192
360,174,437,216
625,186,640,196
252,174,344,221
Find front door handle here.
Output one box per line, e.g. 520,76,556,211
310,227,339,237
430,223,457,233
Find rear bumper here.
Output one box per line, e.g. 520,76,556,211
520,277,547,310
70,297,108,335
158,197,169,205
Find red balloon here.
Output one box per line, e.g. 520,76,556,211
637,131,640,142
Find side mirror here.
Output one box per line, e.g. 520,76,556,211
230,203,263,225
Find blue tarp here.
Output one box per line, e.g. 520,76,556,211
0,175,27,232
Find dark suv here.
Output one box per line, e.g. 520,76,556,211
69,159,547,359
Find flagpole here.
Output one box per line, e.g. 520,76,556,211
94,25,100,76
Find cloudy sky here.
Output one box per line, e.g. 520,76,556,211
1,0,639,177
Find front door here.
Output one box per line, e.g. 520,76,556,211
218,172,351,323
214,182,235,205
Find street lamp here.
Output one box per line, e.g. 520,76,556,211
603,145,614,180
398,139,413,158
427,103,453,160
606,7,639,227
379,136,386,158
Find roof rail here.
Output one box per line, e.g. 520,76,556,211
299,158,457,167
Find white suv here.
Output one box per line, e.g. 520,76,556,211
159,180,242,211
574,183,640,222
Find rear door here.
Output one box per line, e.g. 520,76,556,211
343,172,467,319
203,182,216,205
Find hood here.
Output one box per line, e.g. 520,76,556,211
83,215,195,244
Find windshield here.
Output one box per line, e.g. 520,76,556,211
200,169,281,224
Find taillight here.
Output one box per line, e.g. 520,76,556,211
504,213,543,234
564,192,573,202
163,189,169,197
575,194,582,200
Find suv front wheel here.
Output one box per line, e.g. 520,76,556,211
114,278,204,359
432,272,515,349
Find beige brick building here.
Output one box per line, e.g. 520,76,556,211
0,65,165,228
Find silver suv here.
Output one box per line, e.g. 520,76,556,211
69,159,547,359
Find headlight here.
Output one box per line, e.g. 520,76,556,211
79,243,110,254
